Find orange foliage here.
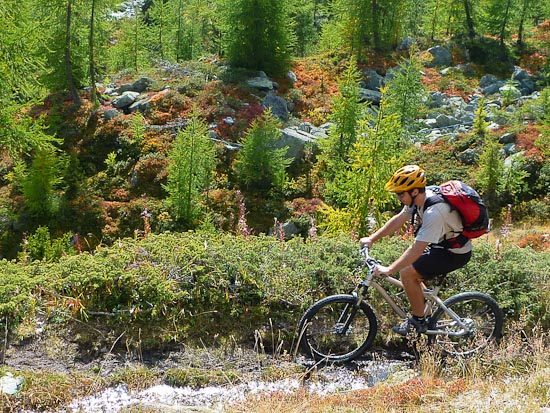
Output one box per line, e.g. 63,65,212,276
232,376,467,412
516,124,544,160
290,59,339,123
422,67,443,92
517,233,550,251
519,20,550,72
287,197,325,217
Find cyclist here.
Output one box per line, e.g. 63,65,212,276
359,165,472,335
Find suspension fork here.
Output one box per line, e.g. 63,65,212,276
335,284,368,334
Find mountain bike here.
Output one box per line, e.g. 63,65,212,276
297,247,504,363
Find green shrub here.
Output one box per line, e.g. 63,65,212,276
21,226,75,262
2,232,548,352
446,241,550,328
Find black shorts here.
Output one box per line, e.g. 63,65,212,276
412,245,471,280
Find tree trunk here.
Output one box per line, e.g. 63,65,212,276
89,0,98,107
463,0,475,38
499,0,512,48
65,0,81,106
517,0,531,49
372,0,381,51
176,0,183,62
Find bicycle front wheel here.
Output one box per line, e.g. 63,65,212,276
428,292,503,356
298,294,378,363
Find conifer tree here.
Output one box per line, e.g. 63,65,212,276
220,0,294,75
19,149,66,226
234,110,291,195
164,112,216,228
318,58,362,205
108,2,149,72
383,52,426,139
319,89,404,235
474,102,503,211
0,0,58,159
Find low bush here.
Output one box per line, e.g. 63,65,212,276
1,232,548,354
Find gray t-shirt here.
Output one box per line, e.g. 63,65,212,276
403,188,472,254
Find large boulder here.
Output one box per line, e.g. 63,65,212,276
116,77,153,94
358,88,382,104
479,74,500,88
426,46,452,67
362,69,384,91
277,127,320,163
112,91,140,109
248,72,276,91
262,92,289,121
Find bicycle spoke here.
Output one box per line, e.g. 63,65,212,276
299,295,377,363
429,293,503,356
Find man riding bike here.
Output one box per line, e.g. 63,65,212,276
359,165,472,335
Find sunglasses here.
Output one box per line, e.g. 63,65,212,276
395,192,407,198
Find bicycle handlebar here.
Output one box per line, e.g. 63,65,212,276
359,247,380,273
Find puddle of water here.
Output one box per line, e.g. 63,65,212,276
59,360,412,412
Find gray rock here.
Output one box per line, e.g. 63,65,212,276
397,36,415,51
512,66,530,82
298,122,315,133
248,72,275,91
0,373,24,395
297,122,327,138
128,98,152,113
116,77,153,94
482,81,506,96
426,46,452,67
282,222,300,239
499,84,522,102
435,114,459,127
278,127,320,163
422,118,439,128
287,71,298,84
362,69,384,91
458,148,480,165
499,132,516,144
103,109,120,121
503,143,516,155
519,78,535,95
358,88,382,104
479,74,499,88
427,91,448,108
319,122,334,131
112,91,140,109
262,92,289,121
504,150,525,166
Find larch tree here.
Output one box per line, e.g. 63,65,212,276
164,111,217,228
0,0,59,159
220,0,294,75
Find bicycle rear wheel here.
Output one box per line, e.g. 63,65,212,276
428,292,503,356
298,294,378,363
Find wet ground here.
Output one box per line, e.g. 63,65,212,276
2,333,418,412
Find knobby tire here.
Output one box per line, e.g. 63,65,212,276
428,291,504,356
298,294,378,363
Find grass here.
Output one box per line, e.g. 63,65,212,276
229,323,550,413
1,314,549,412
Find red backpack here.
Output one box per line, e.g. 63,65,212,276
423,180,490,248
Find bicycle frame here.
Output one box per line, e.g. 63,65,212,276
355,268,475,337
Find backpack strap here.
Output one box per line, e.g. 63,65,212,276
412,187,444,236
414,187,468,248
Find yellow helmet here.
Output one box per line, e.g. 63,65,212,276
385,165,426,192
